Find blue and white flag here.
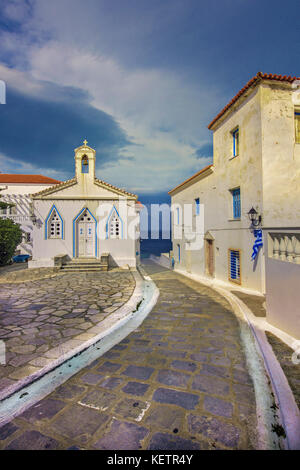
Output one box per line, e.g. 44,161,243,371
251,229,263,260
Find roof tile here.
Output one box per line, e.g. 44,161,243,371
0,174,61,184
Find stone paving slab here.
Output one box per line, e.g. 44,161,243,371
0,270,135,397
0,261,258,450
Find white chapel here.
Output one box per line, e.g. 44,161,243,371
29,141,142,269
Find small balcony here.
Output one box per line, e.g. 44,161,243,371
268,232,300,264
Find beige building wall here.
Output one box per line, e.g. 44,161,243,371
171,86,265,293
259,83,300,337
260,83,300,227
171,76,300,335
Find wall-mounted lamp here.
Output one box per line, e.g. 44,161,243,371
30,214,37,225
247,207,262,227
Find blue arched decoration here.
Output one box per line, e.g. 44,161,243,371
105,205,123,239
73,207,97,258
81,155,89,173
45,205,64,239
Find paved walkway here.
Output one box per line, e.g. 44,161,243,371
0,271,135,391
0,261,257,450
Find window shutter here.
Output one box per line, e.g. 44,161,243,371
229,250,240,282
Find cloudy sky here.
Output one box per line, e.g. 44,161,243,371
0,0,299,202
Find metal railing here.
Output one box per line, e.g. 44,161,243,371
0,214,32,223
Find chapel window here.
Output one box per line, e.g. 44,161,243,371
108,211,121,239
48,209,62,239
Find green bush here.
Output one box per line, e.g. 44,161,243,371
0,218,23,266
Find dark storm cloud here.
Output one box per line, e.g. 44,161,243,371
0,83,131,176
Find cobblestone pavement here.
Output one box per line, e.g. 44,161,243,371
0,271,135,389
0,261,257,450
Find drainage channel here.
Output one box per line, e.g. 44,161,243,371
0,279,159,428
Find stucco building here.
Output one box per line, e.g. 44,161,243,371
0,174,61,255
169,72,300,306
29,141,141,269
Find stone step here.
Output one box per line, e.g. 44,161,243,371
65,258,102,264
61,268,108,272
61,256,109,272
63,263,107,267
62,263,107,269
61,262,108,272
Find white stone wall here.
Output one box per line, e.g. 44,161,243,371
264,229,300,339
30,198,139,268
0,182,59,256
0,183,57,195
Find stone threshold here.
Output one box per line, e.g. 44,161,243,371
0,269,146,404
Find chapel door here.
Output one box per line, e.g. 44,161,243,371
77,210,95,258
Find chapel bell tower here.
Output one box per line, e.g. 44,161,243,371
74,139,96,182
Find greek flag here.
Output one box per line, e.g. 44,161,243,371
251,229,263,260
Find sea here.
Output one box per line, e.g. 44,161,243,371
140,230,172,258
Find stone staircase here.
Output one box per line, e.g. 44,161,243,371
61,254,109,272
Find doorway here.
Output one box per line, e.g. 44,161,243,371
205,236,215,277
75,208,96,258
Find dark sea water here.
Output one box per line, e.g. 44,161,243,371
140,232,172,258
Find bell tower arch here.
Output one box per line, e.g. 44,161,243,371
74,139,96,182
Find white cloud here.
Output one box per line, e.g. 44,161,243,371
2,0,31,22
0,1,221,193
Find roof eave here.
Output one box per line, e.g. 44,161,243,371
74,144,96,154
168,165,214,196
31,178,77,199
207,72,300,131
94,178,138,199
208,76,262,131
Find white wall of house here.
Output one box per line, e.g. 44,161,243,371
170,77,300,295
0,183,57,196
0,182,59,256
